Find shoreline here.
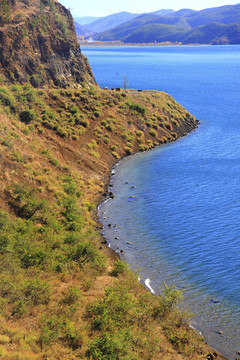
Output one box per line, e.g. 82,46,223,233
80,41,214,47
97,130,229,360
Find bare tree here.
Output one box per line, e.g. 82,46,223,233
122,75,129,89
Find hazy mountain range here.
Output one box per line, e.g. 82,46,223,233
74,4,240,44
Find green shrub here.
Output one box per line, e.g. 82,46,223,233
39,315,64,345
75,116,89,128
136,130,143,137
56,126,68,138
62,322,82,350
139,144,148,151
22,278,51,305
0,88,16,113
62,177,79,196
153,284,183,319
1,138,13,148
56,15,68,35
64,232,80,245
17,242,47,268
124,147,132,155
89,150,100,159
30,75,44,88
12,151,23,163
0,232,10,252
62,196,84,231
149,129,157,137
110,260,127,277
19,109,36,124
25,88,36,102
112,151,119,159
94,111,101,118
126,142,133,148
106,124,113,132
61,286,81,305
163,121,172,130
0,335,10,344
87,333,129,360
9,184,46,220
126,100,146,115
69,105,79,114
69,241,106,271
0,1,10,26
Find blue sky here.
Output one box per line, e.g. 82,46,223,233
59,0,239,16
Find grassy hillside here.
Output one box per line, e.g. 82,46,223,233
0,1,227,359
124,24,186,44
0,76,227,359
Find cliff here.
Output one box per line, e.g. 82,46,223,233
0,0,96,87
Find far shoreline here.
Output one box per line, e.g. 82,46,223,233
79,40,214,47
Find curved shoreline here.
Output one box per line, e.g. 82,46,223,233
97,131,229,360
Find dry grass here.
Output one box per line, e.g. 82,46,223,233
0,83,225,360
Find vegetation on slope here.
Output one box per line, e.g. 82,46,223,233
0,0,95,87
0,76,224,359
0,1,226,359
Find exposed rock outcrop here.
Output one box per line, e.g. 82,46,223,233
0,0,96,87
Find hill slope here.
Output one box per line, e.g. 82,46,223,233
0,0,95,87
0,75,226,360
92,4,240,44
173,4,240,27
74,21,91,36
85,11,140,33
74,16,102,25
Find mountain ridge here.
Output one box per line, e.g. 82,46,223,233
83,11,140,33
90,4,240,44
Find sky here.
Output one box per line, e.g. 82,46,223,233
58,0,239,17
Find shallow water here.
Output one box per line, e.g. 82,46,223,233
82,45,240,359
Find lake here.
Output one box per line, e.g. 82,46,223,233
81,45,240,360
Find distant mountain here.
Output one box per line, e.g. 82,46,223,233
92,13,191,41
74,16,102,25
182,22,240,45
74,22,91,36
85,11,140,33
166,9,198,18
167,4,240,27
124,23,186,44
91,4,240,45
151,9,174,16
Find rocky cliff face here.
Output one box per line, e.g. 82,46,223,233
0,0,96,87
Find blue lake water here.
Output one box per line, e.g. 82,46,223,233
81,45,240,359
